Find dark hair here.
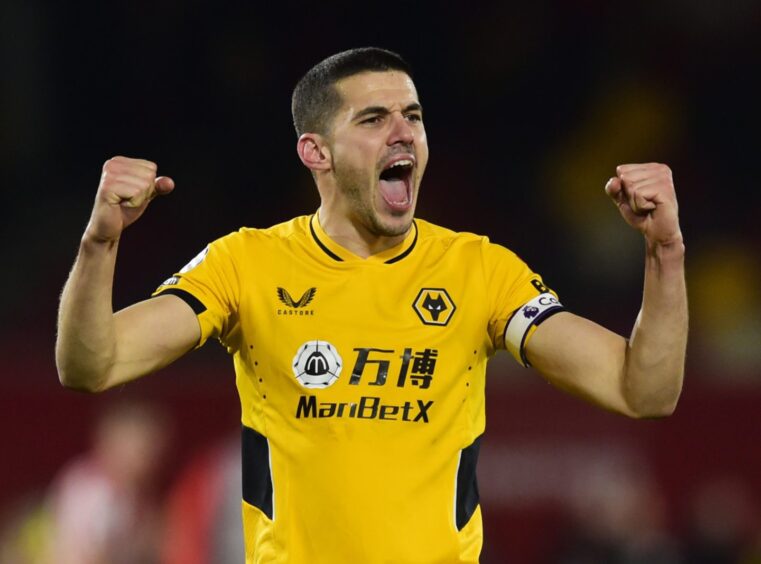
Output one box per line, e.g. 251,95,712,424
291,47,413,137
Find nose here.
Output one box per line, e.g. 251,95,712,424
387,111,414,146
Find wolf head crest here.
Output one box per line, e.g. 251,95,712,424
413,288,456,326
422,293,448,321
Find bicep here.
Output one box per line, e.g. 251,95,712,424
108,294,201,388
524,311,634,416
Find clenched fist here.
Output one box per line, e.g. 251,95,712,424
605,163,682,248
85,156,175,243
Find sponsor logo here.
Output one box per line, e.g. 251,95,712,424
180,246,210,274
161,276,180,287
538,294,560,307
291,345,439,423
522,305,539,319
350,347,438,389
292,340,342,388
296,395,433,423
413,288,456,326
277,287,316,316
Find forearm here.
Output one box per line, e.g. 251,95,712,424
623,238,687,417
56,235,120,392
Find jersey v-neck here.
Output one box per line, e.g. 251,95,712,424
308,213,418,265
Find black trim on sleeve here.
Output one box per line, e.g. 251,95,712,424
155,288,207,315
534,305,565,328
519,306,566,367
242,425,274,520
455,435,482,531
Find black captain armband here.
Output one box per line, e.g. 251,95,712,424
504,293,565,367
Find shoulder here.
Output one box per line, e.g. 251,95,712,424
210,215,312,253
415,218,519,258
415,218,483,247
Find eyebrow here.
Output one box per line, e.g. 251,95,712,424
352,102,423,121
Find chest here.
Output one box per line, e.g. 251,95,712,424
236,258,489,401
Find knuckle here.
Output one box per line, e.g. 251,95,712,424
655,163,671,175
100,169,115,186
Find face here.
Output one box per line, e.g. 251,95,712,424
326,71,428,237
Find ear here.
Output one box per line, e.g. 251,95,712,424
296,133,332,173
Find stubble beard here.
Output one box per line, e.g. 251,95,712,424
334,161,413,239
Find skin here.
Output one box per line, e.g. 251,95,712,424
56,157,198,391
527,163,687,418
296,71,428,257
56,71,687,418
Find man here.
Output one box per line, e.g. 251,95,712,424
56,48,687,563
47,401,169,564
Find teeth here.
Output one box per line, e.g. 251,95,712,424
389,159,413,169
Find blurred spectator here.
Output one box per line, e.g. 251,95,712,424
45,400,170,564
0,494,50,564
552,462,681,563
161,434,244,564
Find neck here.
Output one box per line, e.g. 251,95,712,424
317,206,410,259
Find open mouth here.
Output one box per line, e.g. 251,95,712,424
378,158,414,211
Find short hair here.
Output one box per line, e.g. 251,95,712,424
291,47,413,137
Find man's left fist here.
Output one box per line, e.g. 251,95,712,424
605,163,682,247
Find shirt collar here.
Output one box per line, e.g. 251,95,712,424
309,213,418,264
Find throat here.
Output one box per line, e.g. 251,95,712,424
316,208,411,259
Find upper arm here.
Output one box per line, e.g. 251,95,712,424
524,311,635,417
480,238,634,415
107,294,201,389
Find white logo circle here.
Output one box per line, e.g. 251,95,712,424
292,340,342,388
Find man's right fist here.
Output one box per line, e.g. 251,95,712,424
85,156,175,243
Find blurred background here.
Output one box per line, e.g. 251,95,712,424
1,0,760,562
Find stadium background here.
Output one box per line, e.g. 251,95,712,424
1,1,759,561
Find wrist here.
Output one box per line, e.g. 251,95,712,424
645,236,685,276
81,230,120,252
646,234,684,258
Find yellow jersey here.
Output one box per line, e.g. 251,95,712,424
154,214,562,564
